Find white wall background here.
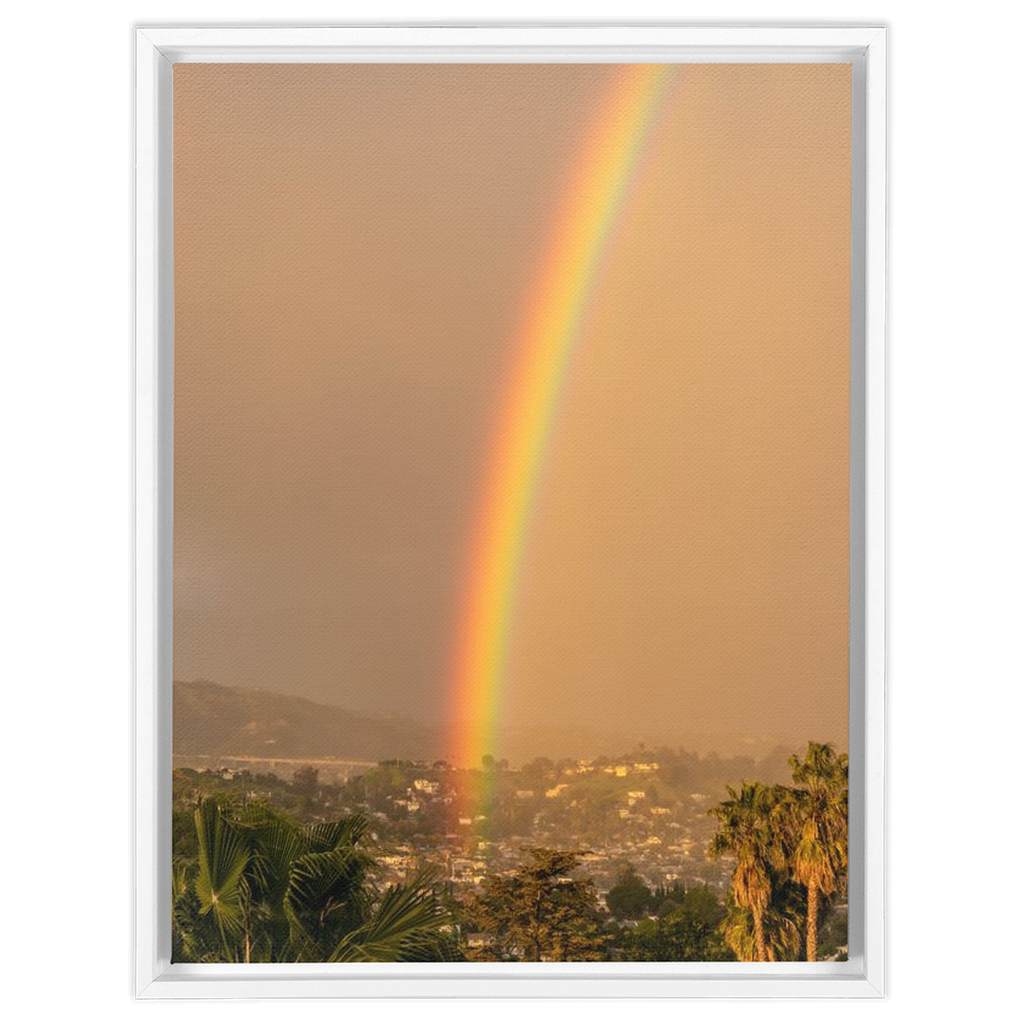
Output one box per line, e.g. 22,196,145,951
2,1,1021,1019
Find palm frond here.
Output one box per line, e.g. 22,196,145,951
303,814,370,854
193,797,250,944
241,808,305,899
328,872,449,963
283,847,373,955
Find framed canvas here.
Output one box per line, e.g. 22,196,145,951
136,25,886,998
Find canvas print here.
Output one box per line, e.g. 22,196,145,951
172,62,851,964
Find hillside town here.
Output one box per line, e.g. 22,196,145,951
172,740,849,963
174,748,796,898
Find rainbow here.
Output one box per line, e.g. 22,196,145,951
447,64,679,812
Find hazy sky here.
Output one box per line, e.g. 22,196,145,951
174,63,851,756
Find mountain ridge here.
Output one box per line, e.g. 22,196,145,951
174,679,439,761
174,679,812,767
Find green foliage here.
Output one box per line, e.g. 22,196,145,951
817,905,849,960
619,886,734,962
787,741,849,960
172,738,847,964
192,796,252,949
292,765,320,798
463,848,607,961
707,742,849,962
708,781,789,961
172,796,452,963
173,765,346,821
605,864,654,920
721,879,804,962
330,872,455,962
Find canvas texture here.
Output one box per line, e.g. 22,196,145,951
171,63,852,966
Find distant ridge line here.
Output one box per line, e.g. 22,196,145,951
173,679,438,762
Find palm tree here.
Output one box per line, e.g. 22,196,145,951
721,880,804,962
708,782,788,962
787,742,849,962
173,797,452,963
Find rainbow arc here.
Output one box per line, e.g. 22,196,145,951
447,64,680,820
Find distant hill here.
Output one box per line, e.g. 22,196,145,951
174,680,819,769
174,680,439,761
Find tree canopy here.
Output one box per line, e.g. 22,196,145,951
605,864,654,920
463,848,606,961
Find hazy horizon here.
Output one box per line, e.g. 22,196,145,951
174,675,846,767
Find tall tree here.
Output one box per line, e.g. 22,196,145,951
787,742,849,961
708,782,788,962
464,848,606,961
721,879,804,962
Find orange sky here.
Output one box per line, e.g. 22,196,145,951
173,63,851,757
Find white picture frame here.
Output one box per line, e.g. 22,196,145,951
136,24,886,999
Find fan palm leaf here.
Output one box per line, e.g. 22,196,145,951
175,798,449,964
302,815,370,854
192,798,251,955
283,846,374,955
328,872,450,963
